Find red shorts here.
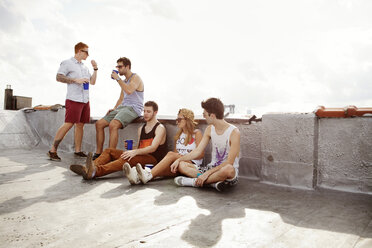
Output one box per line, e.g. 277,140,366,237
65,99,90,123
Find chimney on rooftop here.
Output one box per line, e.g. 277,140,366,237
4,85,13,110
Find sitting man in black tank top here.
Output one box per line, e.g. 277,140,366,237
70,101,168,184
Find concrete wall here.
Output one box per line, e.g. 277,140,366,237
1,109,371,194
24,109,145,153
0,110,40,149
237,122,262,180
261,113,316,189
318,117,372,194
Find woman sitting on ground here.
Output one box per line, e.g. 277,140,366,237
129,108,204,184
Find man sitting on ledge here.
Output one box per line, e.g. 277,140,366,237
170,97,241,192
70,101,168,183
93,57,144,160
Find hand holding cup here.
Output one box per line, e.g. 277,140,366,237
111,70,119,80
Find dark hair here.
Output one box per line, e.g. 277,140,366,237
74,42,88,54
144,101,158,112
117,57,131,69
201,98,224,119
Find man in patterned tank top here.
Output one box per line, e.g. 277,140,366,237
93,57,144,160
171,98,241,192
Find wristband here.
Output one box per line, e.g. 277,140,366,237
197,173,202,178
94,68,98,71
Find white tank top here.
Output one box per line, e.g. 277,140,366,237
176,132,203,166
208,124,240,169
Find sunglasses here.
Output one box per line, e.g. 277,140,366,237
81,50,89,55
176,118,185,122
116,65,124,69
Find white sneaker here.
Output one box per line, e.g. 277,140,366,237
136,163,153,184
174,176,195,187
123,162,140,185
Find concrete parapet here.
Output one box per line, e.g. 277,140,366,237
2,109,371,195
24,109,74,151
261,113,316,189
238,122,262,180
0,110,40,149
318,117,372,194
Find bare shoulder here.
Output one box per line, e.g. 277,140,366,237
204,125,212,136
133,74,143,84
232,127,240,135
156,123,166,132
133,74,144,90
194,129,202,135
230,127,241,142
134,73,142,80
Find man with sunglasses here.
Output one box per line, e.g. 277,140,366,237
47,42,98,161
93,57,144,160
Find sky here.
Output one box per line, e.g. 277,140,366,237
1,0,372,118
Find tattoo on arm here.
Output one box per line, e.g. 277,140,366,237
53,139,62,150
56,74,75,84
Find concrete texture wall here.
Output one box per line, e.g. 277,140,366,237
24,109,74,151
261,113,316,189
0,110,40,149
238,123,262,180
1,109,371,195
24,109,145,153
318,117,372,194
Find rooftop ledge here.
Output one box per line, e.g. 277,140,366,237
1,108,371,196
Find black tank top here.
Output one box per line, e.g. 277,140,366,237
138,122,168,163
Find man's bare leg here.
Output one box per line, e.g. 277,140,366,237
74,123,84,152
204,164,235,184
50,122,74,152
95,119,109,154
108,119,123,149
175,164,236,190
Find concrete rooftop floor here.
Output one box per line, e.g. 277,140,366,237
0,147,371,248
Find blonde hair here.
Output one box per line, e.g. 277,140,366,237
174,108,198,146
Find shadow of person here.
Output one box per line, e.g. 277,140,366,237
0,169,105,215
0,150,125,215
150,178,372,247
150,180,247,247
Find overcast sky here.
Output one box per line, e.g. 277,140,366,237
1,0,371,118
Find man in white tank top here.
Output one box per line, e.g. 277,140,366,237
171,98,241,191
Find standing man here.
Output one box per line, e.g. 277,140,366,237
47,42,98,161
70,101,167,185
94,57,144,160
170,98,241,192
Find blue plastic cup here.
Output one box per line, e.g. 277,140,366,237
111,70,119,79
125,139,133,150
83,83,89,90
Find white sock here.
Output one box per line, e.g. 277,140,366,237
181,177,196,187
